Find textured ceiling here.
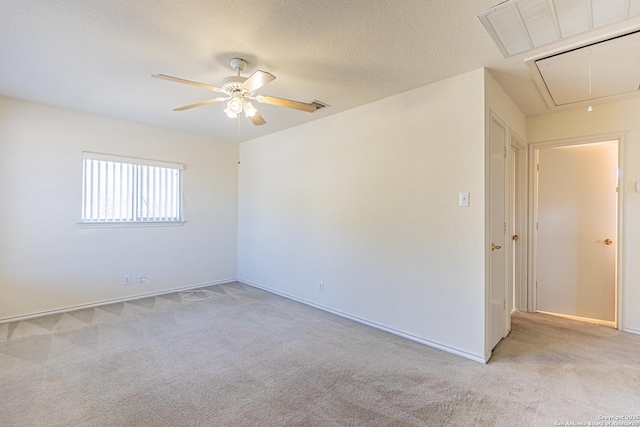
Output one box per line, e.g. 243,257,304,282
2,0,640,143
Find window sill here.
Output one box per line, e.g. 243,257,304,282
77,221,185,229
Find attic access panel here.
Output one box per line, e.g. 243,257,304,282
530,30,640,108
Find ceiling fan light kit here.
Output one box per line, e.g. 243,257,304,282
223,106,236,118
243,101,257,117
152,58,322,127
228,96,244,115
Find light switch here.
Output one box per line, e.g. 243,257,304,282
637,181,640,192
459,192,470,207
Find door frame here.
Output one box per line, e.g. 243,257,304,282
510,131,528,317
528,132,626,330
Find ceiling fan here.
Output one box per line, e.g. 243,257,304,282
152,58,318,126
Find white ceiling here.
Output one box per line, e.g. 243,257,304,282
2,0,640,143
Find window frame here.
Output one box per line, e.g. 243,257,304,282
79,152,185,228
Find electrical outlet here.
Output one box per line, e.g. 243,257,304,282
123,274,131,285
137,273,145,283
317,281,324,292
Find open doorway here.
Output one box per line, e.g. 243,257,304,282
530,137,621,328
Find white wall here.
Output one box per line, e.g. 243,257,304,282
484,71,527,140
0,96,238,320
238,69,488,361
528,98,640,334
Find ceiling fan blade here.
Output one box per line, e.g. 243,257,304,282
173,97,227,111
248,110,266,126
256,95,317,112
152,74,222,92
242,70,276,92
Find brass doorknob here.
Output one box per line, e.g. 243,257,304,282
604,238,613,245
491,243,502,251
512,235,519,241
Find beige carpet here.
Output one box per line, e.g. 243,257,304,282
1,281,639,426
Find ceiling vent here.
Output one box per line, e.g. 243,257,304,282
311,100,329,110
479,0,640,57
527,30,640,110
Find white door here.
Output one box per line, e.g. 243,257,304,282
536,142,617,322
489,115,507,350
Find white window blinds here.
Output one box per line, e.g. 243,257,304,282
81,152,183,223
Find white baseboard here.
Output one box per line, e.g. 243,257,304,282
0,278,238,324
239,278,486,364
624,326,640,335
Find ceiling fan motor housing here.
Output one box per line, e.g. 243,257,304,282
221,75,249,94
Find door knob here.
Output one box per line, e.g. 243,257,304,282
604,238,613,245
491,243,502,251
512,235,519,241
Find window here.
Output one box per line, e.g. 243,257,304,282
81,152,183,225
